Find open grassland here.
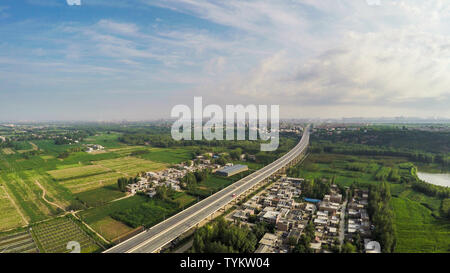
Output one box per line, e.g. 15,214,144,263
0,186,27,231
392,197,450,253
0,231,39,253
96,156,167,176
47,165,111,181
31,217,101,253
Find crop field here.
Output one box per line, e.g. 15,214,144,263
0,186,26,231
81,133,124,149
31,217,101,253
96,156,167,176
75,185,126,207
0,231,39,253
0,173,57,223
198,176,234,192
89,216,134,242
391,197,450,253
138,148,194,164
78,195,147,239
59,172,123,194
47,165,111,181
1,148,15,155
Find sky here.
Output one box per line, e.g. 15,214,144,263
0,0,449,121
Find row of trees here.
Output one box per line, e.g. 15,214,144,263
368,182,396,253
117,177,139,192
310,141,450,168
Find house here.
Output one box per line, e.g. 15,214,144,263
215,164,248,177
258,233,280,248
260,210,281,224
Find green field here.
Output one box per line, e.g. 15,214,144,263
31,217,101,253
137,148,193,164
0,231,39,253
0,186,26,231
78,193,188,239
59,172,123,194
391,197,450,253
47,165,111,181
96,156,167,176
75,185,126,207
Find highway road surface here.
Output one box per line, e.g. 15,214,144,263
104,125,310,253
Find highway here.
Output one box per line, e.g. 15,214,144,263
104,125,310,253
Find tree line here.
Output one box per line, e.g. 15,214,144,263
368,182,396,253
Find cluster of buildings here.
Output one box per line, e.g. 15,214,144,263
346,189,372,237
125,154,248,198
228,176,380,253
126,160,213,196
85,144,104,153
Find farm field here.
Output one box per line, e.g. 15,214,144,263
78,193,186,239
75,185,126,207
391,197,450,253
137,147,194,164
89,216,134,242
0,173,58,223
82,133,125,149
0,230,39,253
31,217,101,253
0,186,27,231
47,165,111,181
96,156,167,176
1,148,15,155
59,172,123,194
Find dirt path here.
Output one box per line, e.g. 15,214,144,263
1,185,29,225
29,142,38,151
34,180,66,212
109,193,134,203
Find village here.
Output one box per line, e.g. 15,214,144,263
226,176,381,253
124,152,249,198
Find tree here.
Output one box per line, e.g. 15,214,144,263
341,242,357,253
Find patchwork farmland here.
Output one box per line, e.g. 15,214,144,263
96,156,167,176
31,217,101,253
0,230,39,253
0,186,27,231
0,129,199,252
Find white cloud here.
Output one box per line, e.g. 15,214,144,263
66,0,81,6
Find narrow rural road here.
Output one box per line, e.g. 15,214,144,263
34,180,66,212
339,195,348,246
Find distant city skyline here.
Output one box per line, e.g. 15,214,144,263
1,0,449,121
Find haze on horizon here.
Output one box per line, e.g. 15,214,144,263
0,0,449,121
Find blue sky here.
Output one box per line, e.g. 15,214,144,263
0,0,450,121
